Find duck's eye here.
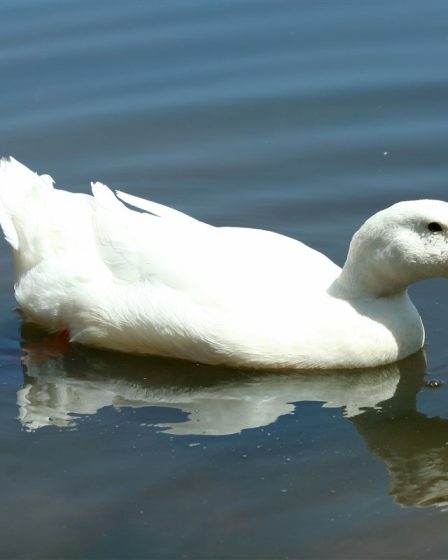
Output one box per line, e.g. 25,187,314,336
428,222,443,232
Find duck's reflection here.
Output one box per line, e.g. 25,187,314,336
18,325,404,434
18,324,448,509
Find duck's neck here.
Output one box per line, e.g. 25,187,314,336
331,262,408,300
330,236,412,299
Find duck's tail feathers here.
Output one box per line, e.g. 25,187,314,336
0,157,55,251
91,181,126,211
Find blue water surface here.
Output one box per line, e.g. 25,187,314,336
1,1,448,558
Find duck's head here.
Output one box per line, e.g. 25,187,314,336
339,200,448,297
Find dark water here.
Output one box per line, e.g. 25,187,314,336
1,1,448,558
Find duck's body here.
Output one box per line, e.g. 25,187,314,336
1,158,447,369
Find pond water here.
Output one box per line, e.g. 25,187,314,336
1,1,448,558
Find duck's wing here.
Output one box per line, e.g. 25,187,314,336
92,185,340,309
92,183,216,286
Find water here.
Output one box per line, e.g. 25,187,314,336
1,1,448,558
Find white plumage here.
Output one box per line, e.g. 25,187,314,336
1,157,448,369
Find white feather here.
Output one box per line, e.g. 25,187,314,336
116,189,201,224
0,198,19,250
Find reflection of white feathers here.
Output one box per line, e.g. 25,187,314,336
22,346,448,511
19,347,448,513
18,351,400,434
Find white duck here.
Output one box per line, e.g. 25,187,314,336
0,157,447,369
